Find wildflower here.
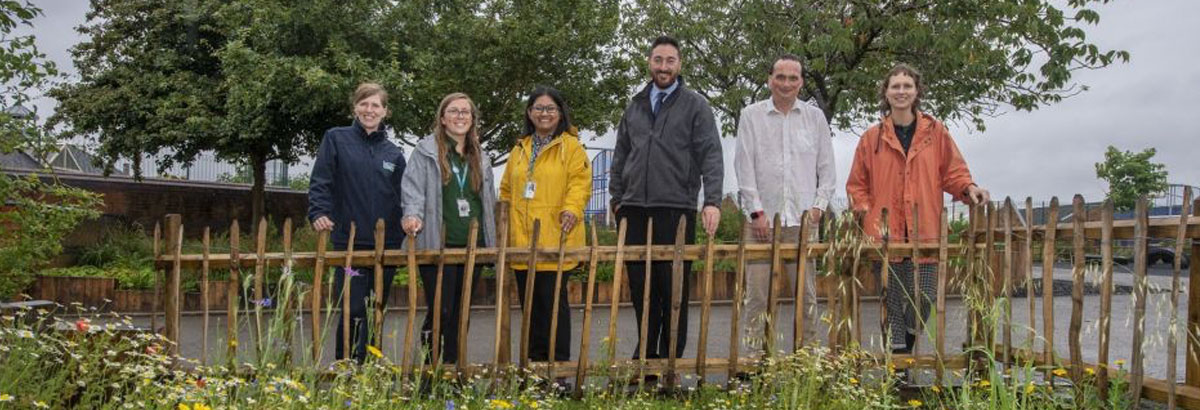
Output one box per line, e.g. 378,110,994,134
930,385,941,393
76,318,91,332
1115,359,1126,368
904,358,916,365
1052,368,1067,378
848,377,859,385
229,339,238,348
367,345,383,358
1025,383,1036,394
33,401,49,409
1085,367,1095,376
179,404,191,410
907,399,922,407
489,399,513,409
346,267,362,277
977,379,991,388
194,405,212,410
0,394,12,402
445,400,456,410
256,298,273,308
16,329,33,338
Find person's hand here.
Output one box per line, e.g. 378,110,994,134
402,216,423,235
750,213,769,242
807,208,823,225
559,211,578,233
312,216,334,231
701,205,721,237
966,185,991,205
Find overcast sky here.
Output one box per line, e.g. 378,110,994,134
18,0,1199,205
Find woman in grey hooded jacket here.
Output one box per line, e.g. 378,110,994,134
401,92,496,364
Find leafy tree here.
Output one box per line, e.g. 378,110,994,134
1,1,102,299
1095,145,1168,211
382,0,635,162
621,0,1129,135
50,0,401,225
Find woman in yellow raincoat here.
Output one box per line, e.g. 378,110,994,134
499,85,592,363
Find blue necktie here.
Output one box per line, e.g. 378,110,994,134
653,92,667,117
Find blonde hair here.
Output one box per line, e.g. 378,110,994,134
431,92,483,191
351,82,388,108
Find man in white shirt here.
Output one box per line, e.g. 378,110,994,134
734,54,836,357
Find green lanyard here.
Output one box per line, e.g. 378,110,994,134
451,156,468,192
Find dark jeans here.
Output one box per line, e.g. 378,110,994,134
514,269,572,362
419,260,479,364
331,264,397,363
618,206,695,359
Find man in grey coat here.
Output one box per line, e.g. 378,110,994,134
609,35,723,374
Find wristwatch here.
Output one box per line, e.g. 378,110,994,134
750,210,764,220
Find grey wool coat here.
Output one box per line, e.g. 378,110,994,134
400,135,497,250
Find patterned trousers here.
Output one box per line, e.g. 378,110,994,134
884,259,938,350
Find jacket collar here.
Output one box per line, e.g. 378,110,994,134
352,119,388,142
516,126,577,162
634,75,688,103
875,112,938,157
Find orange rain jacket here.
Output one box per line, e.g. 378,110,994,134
846,113,977,247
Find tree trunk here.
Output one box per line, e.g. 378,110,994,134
250,152,267,229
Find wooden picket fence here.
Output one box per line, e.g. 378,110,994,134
150,193,1200,406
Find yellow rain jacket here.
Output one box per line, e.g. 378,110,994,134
499,128,593,271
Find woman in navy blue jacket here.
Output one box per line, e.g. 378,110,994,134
308,83,406,363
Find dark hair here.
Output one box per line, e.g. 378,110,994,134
648,35,681,57
522,85,572,138
877,63,925,116
769,54,804,75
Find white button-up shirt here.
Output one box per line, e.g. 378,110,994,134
734,98,836,227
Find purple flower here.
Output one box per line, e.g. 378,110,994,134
445,400,455,410
256,298,272,308
345,267,361,277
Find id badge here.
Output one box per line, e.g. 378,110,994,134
523,181,536,199
457,198,471,217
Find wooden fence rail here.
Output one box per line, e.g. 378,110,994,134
149,195,1200,406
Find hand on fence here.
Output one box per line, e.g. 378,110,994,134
559,211,577,233
750,214,770,242
967,185,991,205
312,216,334,231
402,216,423,235
702,205,720,237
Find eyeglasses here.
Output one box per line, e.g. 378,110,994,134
531,105,559,114
445,108,472,118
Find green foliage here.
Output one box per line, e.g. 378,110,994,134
621,0,1128,135
1095,145,1169,211
0,1,57,154
287,172,310,191
39,265,157,291
384,0,635,161
0,175,102,300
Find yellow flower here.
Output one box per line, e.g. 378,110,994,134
908,399,923,407
1085,367,1095,376
1052,368,1067,377
904,358,916,365
1025,383,1036,394
930,385,941,393
1115,359,1126,368
489,399,514,409
0,394,12,402
977,379,991,388
229,339,238,348
33,401,49,409
178,404,192,410
848,377,859,385
367,345,383,358
195,405,212,410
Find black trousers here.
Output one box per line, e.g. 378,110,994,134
331,264,397,363
619,206,695,359
419,260,478,364
514,269,572,362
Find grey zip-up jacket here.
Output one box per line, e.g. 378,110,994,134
401,135,497,250
610,77,723,211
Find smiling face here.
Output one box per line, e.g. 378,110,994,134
528,95,560,137
440,97,474,138
768,59,803,105
648,44,681,89
885,73,917,113
354,94,388,133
